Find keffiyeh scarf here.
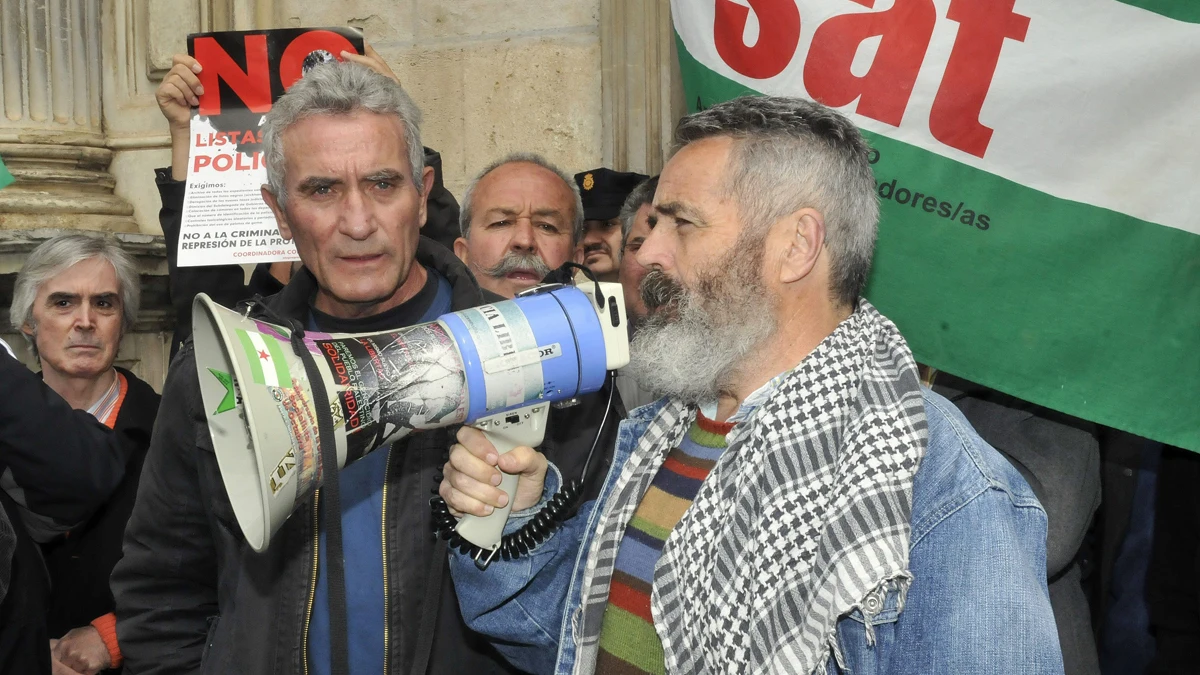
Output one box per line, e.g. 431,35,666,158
574,300,928,674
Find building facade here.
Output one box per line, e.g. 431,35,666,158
0,0,682,388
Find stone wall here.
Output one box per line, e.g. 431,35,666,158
285,0,604,199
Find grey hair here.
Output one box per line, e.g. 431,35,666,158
674,95,879,306
262,61,425,208
10,233,140,355
458,152,585,243
618,175,659,246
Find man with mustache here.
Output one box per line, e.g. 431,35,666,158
573,169,649,283
439,96,1063,674
454,153,583,299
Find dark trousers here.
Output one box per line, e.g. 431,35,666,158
0,493,51,675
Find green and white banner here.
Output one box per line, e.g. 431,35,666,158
673,0,1199,451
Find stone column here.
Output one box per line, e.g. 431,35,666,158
0,0,137,232
599,0,687,175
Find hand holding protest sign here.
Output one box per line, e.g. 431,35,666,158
158,54,204,180
158,55,204,127
338,44,400,85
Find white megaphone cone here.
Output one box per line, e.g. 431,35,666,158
192,280,629,553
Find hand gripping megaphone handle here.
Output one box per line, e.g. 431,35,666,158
454,404,551,551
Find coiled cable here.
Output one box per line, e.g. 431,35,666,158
430,370,616,569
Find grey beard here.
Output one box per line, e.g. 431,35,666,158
626,264,775,405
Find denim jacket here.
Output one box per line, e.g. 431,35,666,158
450,388,1065,675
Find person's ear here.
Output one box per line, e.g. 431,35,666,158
778,208,826,285
453,237,470,264
262,186,292,241
418,166,435,229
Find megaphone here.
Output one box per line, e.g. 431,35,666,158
192,280,629,553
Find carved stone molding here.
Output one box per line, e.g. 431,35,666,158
0,0,137,232
0,227,167,275
599,0,686,175
0,142,137,231
0,0,103,136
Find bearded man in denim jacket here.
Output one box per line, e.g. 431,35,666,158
439,96,1065,675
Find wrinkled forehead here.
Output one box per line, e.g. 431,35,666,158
281,112,413,179
655,137,736,209
475,162,576,215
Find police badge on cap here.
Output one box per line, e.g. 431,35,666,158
573,168,649,222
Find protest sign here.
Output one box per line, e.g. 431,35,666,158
672,0,1200,451
178,27,364,267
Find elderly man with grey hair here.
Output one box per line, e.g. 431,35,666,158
111,60,517,675
453,152,584,299
1,233,159,675
441,96,1064,674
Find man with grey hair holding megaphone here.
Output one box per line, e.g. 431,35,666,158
113,58,622,675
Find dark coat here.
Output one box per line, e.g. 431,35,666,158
1147,446,1200,675
0,350,134,529
0,354,157,675
41,369,159,638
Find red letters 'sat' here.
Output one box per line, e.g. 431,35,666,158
804,0,936,127
929,0,1030,157
714,0,801,80
278,30,360,91
194,34,271,116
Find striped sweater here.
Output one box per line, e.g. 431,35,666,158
595,412,733,674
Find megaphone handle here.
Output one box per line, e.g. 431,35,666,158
454,406,549,551
454,436,519,551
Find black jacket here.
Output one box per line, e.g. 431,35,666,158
112,239,621,675
0,489,51,675
42,368,159,639
158,147,462,358
0,350,133,533
0,354,154,675
1147,446,1199,675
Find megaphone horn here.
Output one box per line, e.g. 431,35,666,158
192,281,629,553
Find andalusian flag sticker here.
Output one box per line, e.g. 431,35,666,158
236,329,291,387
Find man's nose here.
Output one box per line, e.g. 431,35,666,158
338,187,378,240
75,305,96,330
635,221,672,271
582,227,604,246
509,220,536,251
